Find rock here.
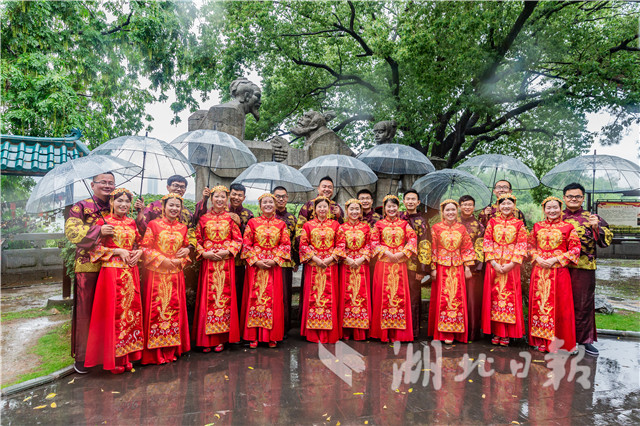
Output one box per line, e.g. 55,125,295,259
594,295,614,314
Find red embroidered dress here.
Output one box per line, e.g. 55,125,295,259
194,210,243,348
85,214,144,370
481,215,528,339
528,219,581,351
336,220,372,340
428,221,476,343
240,215,291,343
299,217,341,343
370,217,417,342
140,217,191,364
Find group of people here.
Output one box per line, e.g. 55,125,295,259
65,173,612,375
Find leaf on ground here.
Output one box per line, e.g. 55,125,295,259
111,391,120,394
50,402,57,408
408,388,413,393
23,396,32,402
353,392,364,395
45,393,56,400
68,378,75,384
248,366,254,370
214,414,220,419
34,405,47,410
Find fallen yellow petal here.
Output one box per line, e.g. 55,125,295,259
337,422,341,426
533,360,544,363
322,413,328,417
34,405,47,410
23,396,32,402
45,393,56,400
326,416,331,422
512,422,520,425
365,422,369,425
111,391,120,394
215,414,221,419
468,379,473,383
50,402,57,408
408,388,413,393
131,368,135,373
383,405,387,409
482,394,486,399
68,378,75,385
248,366,254,370
353,392,364,395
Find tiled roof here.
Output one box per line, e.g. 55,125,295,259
1,129,90,176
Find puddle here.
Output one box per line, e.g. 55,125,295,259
596,259,640,301
1,282,62,313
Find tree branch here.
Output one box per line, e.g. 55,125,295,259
280,29,341,37
101,10,133,36
332,113,375,133
610,34,640,53
290,56,379,93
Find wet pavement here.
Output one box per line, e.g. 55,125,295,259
1,334,638,425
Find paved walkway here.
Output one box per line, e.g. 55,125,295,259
1,335,638,425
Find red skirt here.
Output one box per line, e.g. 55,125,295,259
338,263,371,341
85,266,143,370
529,266,576,351
481,263,524,339
300,264,340,343
370,261,413,342
141,270,190,364
427,264,468,343
241,265,285,343
193,258,240,347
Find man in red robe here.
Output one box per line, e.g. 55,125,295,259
64,172,114,373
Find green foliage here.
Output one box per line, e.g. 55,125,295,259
596,310,640,332
1,175,36,204
1,305,71,323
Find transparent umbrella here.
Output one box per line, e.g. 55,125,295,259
26,155,141,213
541,152,640,210
356,143,435,175
171,130,257,186
91,135,195,196
456,154,540,190
412,169,492,209
299,154,378,188
232,161,314,193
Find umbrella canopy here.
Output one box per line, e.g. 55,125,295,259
299,154,378,188
232,161,313,193
26,155,141,213
456,154,539,189
171,130,257,171
412,169,492,209
356,143,435,175
541,154,640,193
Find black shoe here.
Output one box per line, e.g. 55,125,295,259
74,361,89,374
583,343,599,356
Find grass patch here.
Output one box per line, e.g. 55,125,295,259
2,321,73,389
596,310,640,332
1,305,71,322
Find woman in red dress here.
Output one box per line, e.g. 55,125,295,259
299,196,341,343
528,196,581,353
370,195,417,343
241,193,291,348
85,188,144,374
428,199,476,344
193,185,243,352
336,199,372,340
140,193,191,364
481,194,528,346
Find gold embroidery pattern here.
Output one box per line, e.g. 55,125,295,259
310,227,335,250
493,224,517,244
491,271,516,324
345,229,366,250
307,266,333,330
65,217,90,243
157,229,183,255
418,239,432,265
255,225,280,248
156,274,176,321
537,228,563,251
382,263,405,329
440,230,462,251
116,269,143,356
382,226,404,247
247,269,273,328
438,266,464,333
343,266,369,328
205,220,230,242
206,261,230,334
112,225,136,250
531,268,555,340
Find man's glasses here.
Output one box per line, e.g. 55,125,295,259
274,195,288,199
169,184,187,190
494,185,510,190
565,195,584,200
93,180,115,186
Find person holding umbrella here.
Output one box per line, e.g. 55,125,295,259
193,185,243,353
562,182,613,356
528,196,581,353
481,194,528,346
85,188,144,374
478,180,527,228
296,176,344,234
240,193,291,348
64,172,115,374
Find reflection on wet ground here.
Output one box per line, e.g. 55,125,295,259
2,335,638,425
596,259,640,312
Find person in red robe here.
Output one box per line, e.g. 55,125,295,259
481,194,528,346
85,188,144,374
299,196,341,343
240,193,291,348
370,195,417,343
193,185,243,352
140,193,192,364
335,198,372,341
428,199,476,344
528,196,581,353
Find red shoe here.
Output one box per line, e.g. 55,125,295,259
500,337,510,346
491,336,500,345
268,341,277,348
214,344,224,352
125,363,133,372
250,341,258,349
203,347,212,353
444,340,454,345
110,366,125,375
538,344,547,353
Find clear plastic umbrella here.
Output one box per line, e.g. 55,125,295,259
412,169,492,209
356,143,435,175
299,154,378,188
91,135,195,196
232,161,314,193
26,155,141,213
456,154,540,189
171,130,257,186
541,152,640,210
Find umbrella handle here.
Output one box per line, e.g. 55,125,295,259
139,151,146,201
591,150,596,213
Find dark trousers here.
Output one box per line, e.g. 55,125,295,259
72,271,99,365
407,270,423,339
235,265,246,315
466,271,484,342
282,267,293,334
569,268,598,344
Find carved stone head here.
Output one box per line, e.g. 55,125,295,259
229,77,262,121
373,120,397,144
290,110,336,137
271,136,289,162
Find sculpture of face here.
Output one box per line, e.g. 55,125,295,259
373,122,394,144
244,84,262,121
290,112,321,137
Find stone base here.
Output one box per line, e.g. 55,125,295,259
46,295,73,309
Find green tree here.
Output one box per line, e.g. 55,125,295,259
1,0,214,147
199,0,639,171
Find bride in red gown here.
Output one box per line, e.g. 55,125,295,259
85,188,144,374
370,195,417,343
140,193,192,364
